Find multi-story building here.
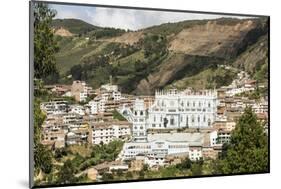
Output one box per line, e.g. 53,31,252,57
40,100,69,115
118,131,218,166
70,105,85,116
71,80,93,102
217,129,231,144
147,89,218,129
89,121,132,145
88,84,122,114
66,127,89,145
119,89,219,142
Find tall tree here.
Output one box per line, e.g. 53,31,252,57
33,99,53,174
34,2,59,79
220,107,268,174
58,160,76,184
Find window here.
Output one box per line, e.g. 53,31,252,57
198,116,200,122
208,102,211,108
193,101,195,107
208,119,211,126
164,118,168,127
135,111,137,115
192,116,195,123
203,116,206,122
140,111,143,115
187,102,190,107
154,116,156,122
170,116,174,125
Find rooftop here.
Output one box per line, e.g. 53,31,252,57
147,132,205,143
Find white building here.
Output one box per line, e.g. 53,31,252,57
88,84,122,114
119,132,218,166
90,121,132,145
70,105,85,116
131,99,147,142
119,89,218,142
71,80,93,102
40,100,69,115
147,89,218,129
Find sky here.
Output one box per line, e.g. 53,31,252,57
50,3,255,31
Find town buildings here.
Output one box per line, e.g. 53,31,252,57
89,121,132,145
39,76,268,169
71,80,94,102
118,131,218,166
88,84,122,114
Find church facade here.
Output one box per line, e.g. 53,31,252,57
122,89,218,141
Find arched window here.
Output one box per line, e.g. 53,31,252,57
134,111,137,116
164,118,168,127
140,111,143,116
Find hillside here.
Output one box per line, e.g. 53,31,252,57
51,18,99,35
52,17,269,95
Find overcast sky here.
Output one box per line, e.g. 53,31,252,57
50,3,255,31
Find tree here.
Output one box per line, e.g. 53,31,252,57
70,64,83,80
34,2,59,79
33,98,53,174
176,157,192,170
34,143,53,174
58,160,76,184
191,163,202,176
220,107,268,174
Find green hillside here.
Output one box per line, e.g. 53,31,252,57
51,17,268,95
51,18,98,35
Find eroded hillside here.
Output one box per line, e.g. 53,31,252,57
52,17,269,95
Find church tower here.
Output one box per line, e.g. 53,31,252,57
132,98,147,142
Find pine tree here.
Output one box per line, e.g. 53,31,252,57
33,2,59,79
221,107,268,174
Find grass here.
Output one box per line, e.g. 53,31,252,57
67,145,92,158
113,50,145,65
168,66,237,90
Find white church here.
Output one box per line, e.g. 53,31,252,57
120,89,218,141
117,88,219,166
